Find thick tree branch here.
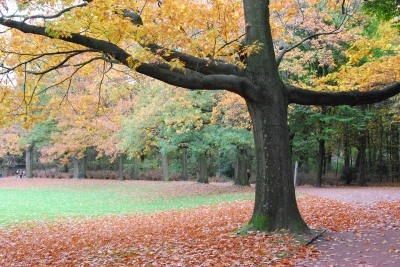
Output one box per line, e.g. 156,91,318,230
286,82,400,106
135,63,260,99
145,44,244,76
0,17,253,96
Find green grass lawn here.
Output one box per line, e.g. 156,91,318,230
0,180,254,225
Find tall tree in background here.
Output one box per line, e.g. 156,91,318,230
1,0,400,234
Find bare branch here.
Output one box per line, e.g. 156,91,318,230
22,3,88,22
0,49,98,75
276,4,349,67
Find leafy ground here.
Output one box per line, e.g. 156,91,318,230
0,178,399,266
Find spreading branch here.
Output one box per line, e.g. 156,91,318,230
286,82,400,106
0,17,252,96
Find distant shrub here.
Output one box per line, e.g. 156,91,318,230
340,167,358,185
138,170,162,181
169,173,180,181
86,170,119,179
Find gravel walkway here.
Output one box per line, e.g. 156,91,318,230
295,186,400,267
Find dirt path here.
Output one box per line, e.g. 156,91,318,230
296,186,400,267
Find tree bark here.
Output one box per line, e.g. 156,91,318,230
181,147,189,181
344,131,350,168
118,154,124,181
391,123,400,182
235,148,250,186
316,139,325,187
358,132,367,186
241,0,309,234
246,100,309,233
161,152,169,181
132,157,139,180
25,142,34,178
81,152,87,179
72,152,79,179
198,153,208,184
326,152,332,171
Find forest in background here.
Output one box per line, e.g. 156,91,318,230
0,0,399,187
1,92,399,186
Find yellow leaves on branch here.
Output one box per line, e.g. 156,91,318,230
0,126,22,157
317,22,400,92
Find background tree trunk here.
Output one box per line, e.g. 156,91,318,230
391,123,399,182
72,152,79,179
81,152,87,179
235,148,250,186
181,147,189,181
25,142,34,178
132,157,139,180
198,153,208,184
358,132,367,186
316,139,325,187
344,131,350,168
118,154,124,181
161,152,169,181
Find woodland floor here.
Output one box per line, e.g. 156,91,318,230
0,178,399,266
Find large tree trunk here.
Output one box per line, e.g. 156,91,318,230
25,142,34,178
243,0,309,234
72,152,79,179
161,152,169,181
235,148,250,186
181,146,189,181
247,100,309,233
316,139,325,187
198,153,208,184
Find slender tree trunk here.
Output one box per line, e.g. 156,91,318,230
161,152,169,181
379,119,384,182
198,153,208,184
181,146,189,181
72,152,79,179
344,131,350,168
358,132,367,186
326,152,332,171
25,142,34,178
63,163,69,173
316,139,325,187
358,105,367,186
391,124,400,182
81,152,87,179
235,148,250,186
118,154,124,181
132,157,139,180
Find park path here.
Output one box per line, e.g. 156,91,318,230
295,186,400,267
